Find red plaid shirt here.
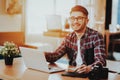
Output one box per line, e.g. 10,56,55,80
45,27,106,67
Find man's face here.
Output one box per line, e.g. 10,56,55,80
69,11,89,32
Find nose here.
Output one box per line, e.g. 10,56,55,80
74,18,78,22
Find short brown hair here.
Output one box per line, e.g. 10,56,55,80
70,5,88,16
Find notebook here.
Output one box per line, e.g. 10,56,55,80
20,47,65,73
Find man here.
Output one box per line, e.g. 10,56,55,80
44,5,106,74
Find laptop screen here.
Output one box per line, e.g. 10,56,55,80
20,47,65,73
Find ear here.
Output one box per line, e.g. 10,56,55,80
86,18,89,24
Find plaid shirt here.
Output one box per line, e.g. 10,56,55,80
45,27,106,67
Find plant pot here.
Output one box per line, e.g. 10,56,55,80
4,56,14,65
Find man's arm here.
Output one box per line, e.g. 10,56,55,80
44,38,67,63
92,33,106,67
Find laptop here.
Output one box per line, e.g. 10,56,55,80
20,47,65,73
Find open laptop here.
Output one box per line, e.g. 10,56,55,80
20,47,65,73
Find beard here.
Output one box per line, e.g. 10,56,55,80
71,22,86,33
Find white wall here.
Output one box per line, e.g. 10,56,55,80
0,15,22,32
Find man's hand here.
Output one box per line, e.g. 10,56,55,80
75,64,92,73
66,66,76,72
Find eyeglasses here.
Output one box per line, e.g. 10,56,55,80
69,16,86,22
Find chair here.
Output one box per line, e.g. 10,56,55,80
109,39,120,60
112,39,120,52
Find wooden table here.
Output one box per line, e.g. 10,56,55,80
0,58,120,80
105,30,120,56
0,58,89,80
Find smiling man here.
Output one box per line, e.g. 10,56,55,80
44,5,106,74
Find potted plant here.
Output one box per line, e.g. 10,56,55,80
0,41,20,65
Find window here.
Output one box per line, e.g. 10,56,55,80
117,0,120,24
26,0,75,34
56,0,75,28
78,0,95,27
26,0,54,34
110,0,120,30
111,0,118,26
